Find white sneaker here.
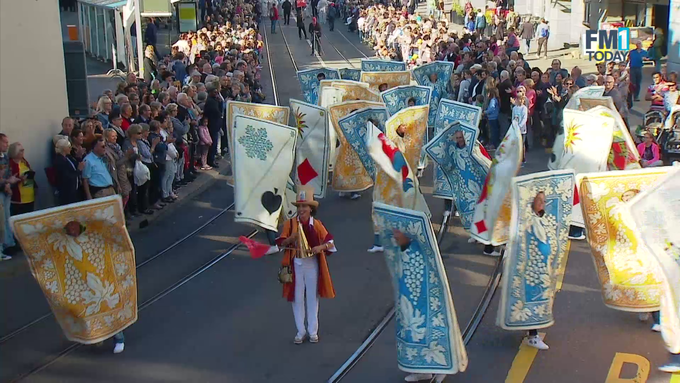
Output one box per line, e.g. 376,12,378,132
443,210,451,218
652,324,662,332
113,342,125,354
638,313,651,321
338,192,347,197
405,373,433,382
294,334,306,344
350,193,361,200
265,245,280,255
467,237,477,244
659,363,680,373
367,245,384,253
309,335,319,343
454,211,460,217
0,254,11,261
483,249,501,257
416,168,424,178
526,335,549,350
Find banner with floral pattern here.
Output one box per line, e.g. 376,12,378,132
297,68,341,105
361,59,407,72
373,202,467,375
497,170,575,330
10,196,136,344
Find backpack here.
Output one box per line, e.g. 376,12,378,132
541,26,549,38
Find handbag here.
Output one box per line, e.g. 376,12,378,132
277,219,294,284
133,160,150,186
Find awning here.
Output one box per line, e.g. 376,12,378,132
77,0,128,9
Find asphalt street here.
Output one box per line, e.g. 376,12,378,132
1,20,674,383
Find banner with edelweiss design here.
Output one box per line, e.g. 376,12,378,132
297,68,341,105
226,101,290,183
290,99,329,198
432,99,482,199
10,196,137,344
412,61,455,127
497,170,575,330
233,115,297,232
629,167,680,354
470,124,523,245
372,202,468,375
339,68,361,82
361,58,407,72
425,122,491,230
380,85,432,118
578,168,670,312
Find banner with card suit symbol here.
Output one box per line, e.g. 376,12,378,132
227,101,290,185
329,101,387,192
360,71,411,94
297,68,341,105
470,124,523,245
233,115,297,232
425,122,491,231
290,99,329,198
319,83,347,173
366,122,428,214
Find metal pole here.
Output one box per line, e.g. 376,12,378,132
134,0,144,78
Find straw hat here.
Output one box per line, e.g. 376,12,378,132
292,185,319,208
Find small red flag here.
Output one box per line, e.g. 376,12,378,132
239,236,270,259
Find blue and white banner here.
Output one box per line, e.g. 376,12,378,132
497,170,575,330
297,68,341,105
425,122,490,229
373,202,467,375
339,68,361,82
380,85,432,118
337,106,390,180
412,61,455,127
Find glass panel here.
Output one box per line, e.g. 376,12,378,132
96,8,106,58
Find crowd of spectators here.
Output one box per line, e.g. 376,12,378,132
0,0,268,261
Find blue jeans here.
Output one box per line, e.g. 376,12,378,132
271,19,278,33
2,193,15,249
489,119,500,147
630,66,642,100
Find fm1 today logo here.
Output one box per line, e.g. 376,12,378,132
583,28,631,62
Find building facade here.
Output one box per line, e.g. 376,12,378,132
0,0,69,207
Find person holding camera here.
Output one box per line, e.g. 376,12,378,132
8,142,36,216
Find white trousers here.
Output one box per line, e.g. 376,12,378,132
292,257,319,338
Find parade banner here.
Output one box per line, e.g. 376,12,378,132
10,196,137,344
411,61,455,126
578,168,668,311
339,68,361,82
629,167,680,353
372,202,468,375
319,79,355,106
319,85,346,173
330,80,381,103
366,123,425,211
470,124,523,245
282,178,298,220
336,106,389,180
329,101,386,192
565,85,605,110
297,68,341,105
432,99,482,199
360,71,412,93
226,101,290,183
586,106,640,170
233,115,297,232
290,99,329,198
497,170,575,330
361,58,407,72
384,105,429,171
425,122,491,230
380,85,432,117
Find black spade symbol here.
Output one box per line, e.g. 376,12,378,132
550,153,556,163
261,188,283,214
335,138,341,148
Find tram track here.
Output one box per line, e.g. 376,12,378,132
328,253,504,383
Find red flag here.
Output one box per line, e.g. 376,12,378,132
239,236,270,259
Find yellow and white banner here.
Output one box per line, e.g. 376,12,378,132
629,167,680,353
579,168,670,311
10,196,137,344
359,71,412,93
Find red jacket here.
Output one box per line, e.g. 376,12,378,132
271,7,279,20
